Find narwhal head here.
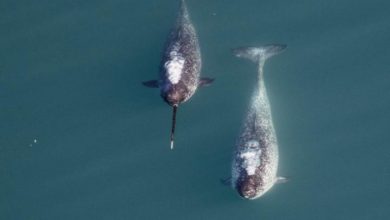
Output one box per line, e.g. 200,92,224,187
161,84,188,106
236,175,262,199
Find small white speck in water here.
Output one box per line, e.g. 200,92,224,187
29,138,38,147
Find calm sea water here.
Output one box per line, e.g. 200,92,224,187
1,0,390,219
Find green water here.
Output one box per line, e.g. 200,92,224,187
1,0,390,219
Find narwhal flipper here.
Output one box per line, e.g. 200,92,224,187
199,77,215,87
276,176,289,184
220,177,232,186
142,80,159,88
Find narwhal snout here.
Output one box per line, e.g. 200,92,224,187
238,185,257,199
236,176,260,199
162,87,186,106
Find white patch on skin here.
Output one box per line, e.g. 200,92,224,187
164,49,185,84
240,142,261,175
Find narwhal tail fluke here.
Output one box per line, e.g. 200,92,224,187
170,105,178,150
232,44,287,63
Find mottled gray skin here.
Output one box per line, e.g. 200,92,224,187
142,1,213,149
142,0,214,149
232,45,286,199
159,0,201,106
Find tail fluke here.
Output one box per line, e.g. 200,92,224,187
232,44,287,62
233,44,287,84
170,105,178,150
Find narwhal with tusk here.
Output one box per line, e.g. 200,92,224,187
231,44,287,199
142,0,214,149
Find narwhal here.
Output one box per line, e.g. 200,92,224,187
142,0,214,149
231,44,287,199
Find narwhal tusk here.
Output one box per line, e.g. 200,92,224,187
170,105,178,149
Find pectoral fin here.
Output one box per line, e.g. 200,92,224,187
276,176,289,184
199,77,215,87
220,177,231,186
142,80,159,88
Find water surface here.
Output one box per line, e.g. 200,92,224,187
1,0,390,219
